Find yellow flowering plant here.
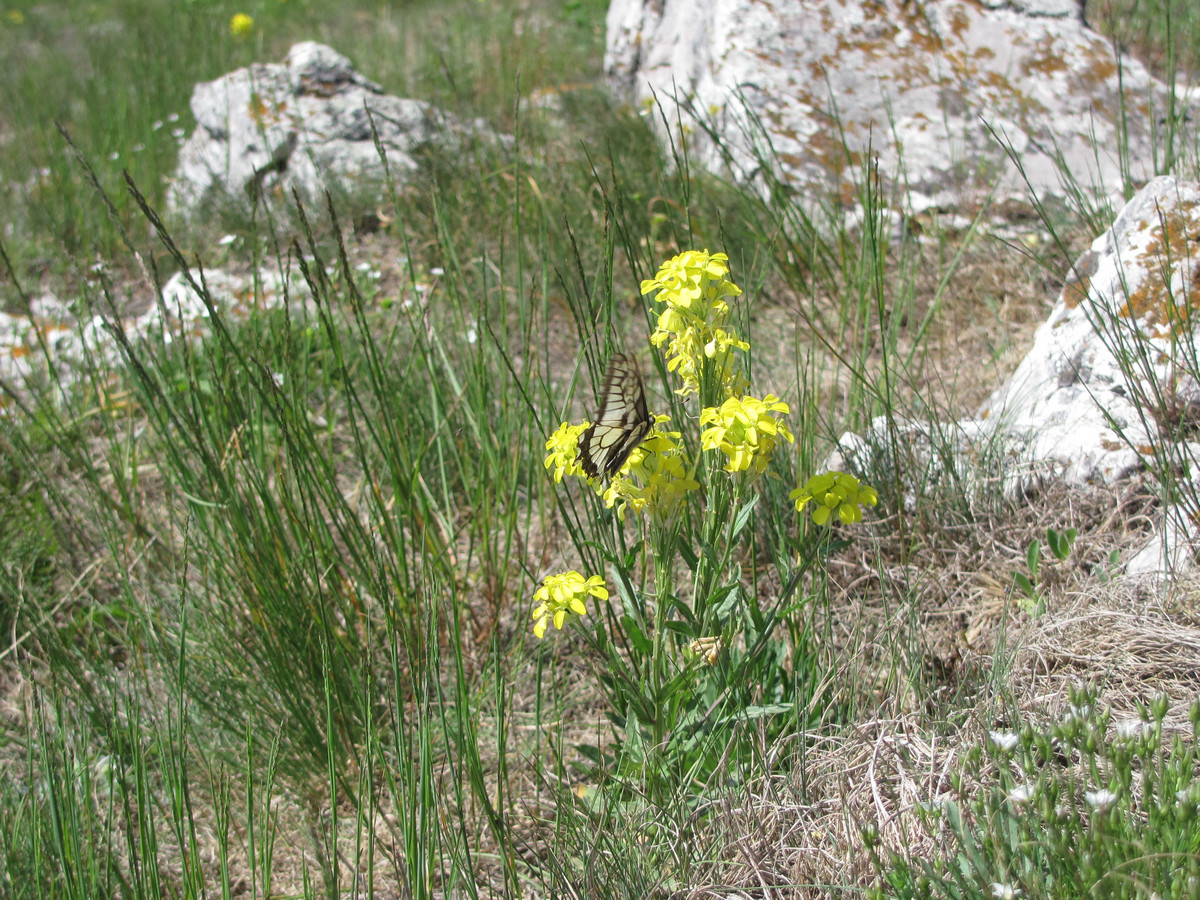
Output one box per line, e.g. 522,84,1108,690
535,250,877,788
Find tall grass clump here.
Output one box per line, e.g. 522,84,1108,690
0,0,610,271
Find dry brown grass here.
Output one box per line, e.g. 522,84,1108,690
671,473,1174,897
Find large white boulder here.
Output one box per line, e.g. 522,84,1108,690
168,43,490,218
978,176,1200,496
606,0,1197,211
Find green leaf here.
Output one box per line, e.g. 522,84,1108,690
575,743,603,765
677,542,699,572
710,584,740,620
1046,526,1077,560
659,668,698,704
697,538,720,568
662,620,696,639
1012,573,1035,597
609,561,642,622
741,703,791,719
1026,538,1041,576
664,594,698,627
730,494,759,542
620,615,652,655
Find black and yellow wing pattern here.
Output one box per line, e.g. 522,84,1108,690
577,352,653,479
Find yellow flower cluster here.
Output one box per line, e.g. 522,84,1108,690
601,416,699,519
790,471,878,525
535,250,878,639
531,570,607,639
641,250,749,398
700,394,795,475
543,421,590,484
544,414,697,520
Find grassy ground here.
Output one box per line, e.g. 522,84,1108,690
2,0,1200,897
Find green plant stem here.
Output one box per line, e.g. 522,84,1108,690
650,526,674,750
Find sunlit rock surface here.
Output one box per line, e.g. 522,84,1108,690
606,0,1197,211
168,42,491,218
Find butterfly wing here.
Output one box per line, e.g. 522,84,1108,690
577,352,653,479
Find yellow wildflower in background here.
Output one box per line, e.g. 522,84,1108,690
641,250,748,397
791,471,878,525
699,394,794,474
230,13,254,36
531,571,607,638
5,9,24,24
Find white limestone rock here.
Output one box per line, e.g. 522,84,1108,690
828,177,1200,576
0,269,306,406
977,176,1200,495
167,43,492,219
605,0,1196,213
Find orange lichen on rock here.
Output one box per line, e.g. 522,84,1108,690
1116,208,1200,334
1028,37,1069,76
1063,276,1090,309
247,92,286,126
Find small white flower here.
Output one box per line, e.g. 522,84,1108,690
1113,719,1144,740
167,112,179,123
1084,789,1118,812
171,128,185,139
152,120,164,131
430,266,444,276
989,731,1019,751
271,372,284,388
991,883,1021,899
108,151,120,161
132,143,144,153
355,261,372,272
218,234,237,246
466,325,477,344
1008,784,1035,805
